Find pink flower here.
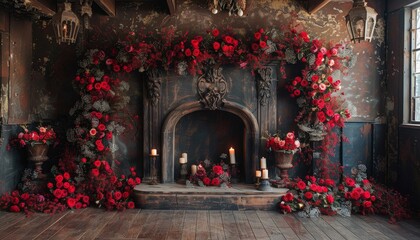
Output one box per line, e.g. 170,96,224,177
89,128,97,136
294,140,300,148
319,83,326,91
286,132,295,139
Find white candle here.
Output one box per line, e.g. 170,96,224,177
179,157,186,164
191,164,197,175
229,147,236,164
256,170,262,178
262,169,268,179
182,153,188,163
260,157,267,169
151,149,157,156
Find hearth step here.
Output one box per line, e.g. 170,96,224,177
133,183,288,210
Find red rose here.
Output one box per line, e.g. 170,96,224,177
191,39,199,49
224,36,233,44
296,180,306,190
251,43,259,51
254,32,261,40
114,191,122,200
211,29,219,37
184,48,192,57
222,45,229,52
63,182,70,189
317,111,326,123
351,190,361,200
363,201,372,208
12,197,19,205
68,185,76,194
100,81,110,91
55,175,64,183
300,79,308,87
211,178,221,186
47,182,54,189
309,184,318,192
135,177,141,184
91,169,100,177
326,194,334,204
113,64,120,72
304,191,313,200
363,191,371,199
123,192,130,199
259,41,267,49
98,124,106,131
53,189,63,199
283,193,294,202
56,182,63,189
212,165,223,175
10,205,20,212
106,131,113,140
96,144,104,151
293,89,301,97
193,49,200,57
213,42,221,51
63,172,70,180
94,82,101,90
203,177,211,186
93,160,102,168
128,178,135,186
67,198,76,208
370,195,376,202
127,201,135,209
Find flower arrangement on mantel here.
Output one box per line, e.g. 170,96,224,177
279,164,411,223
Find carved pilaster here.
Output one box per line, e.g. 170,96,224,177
197,66,227,110
256,67,272,106
146,69,162,106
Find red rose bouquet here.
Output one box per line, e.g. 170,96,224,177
266,131,300,154
14,125,57,147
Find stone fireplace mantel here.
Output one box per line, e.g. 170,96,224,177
142,64,281,184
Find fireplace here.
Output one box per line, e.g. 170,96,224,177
173,110,245,181
143,65,280,184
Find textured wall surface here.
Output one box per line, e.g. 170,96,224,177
2,0,386,185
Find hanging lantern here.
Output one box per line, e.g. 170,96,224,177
51,2,80,44
345,0,378,43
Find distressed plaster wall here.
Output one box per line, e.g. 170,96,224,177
26,0,388,181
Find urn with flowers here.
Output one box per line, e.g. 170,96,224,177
15,125,57,178
266,131,300,186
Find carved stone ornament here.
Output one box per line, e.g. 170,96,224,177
256,67,272,106
197,66,227,110
146,69,162,106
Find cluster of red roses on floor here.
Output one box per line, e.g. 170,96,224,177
279,174,410,223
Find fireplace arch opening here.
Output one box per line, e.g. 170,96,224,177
161,101,259,184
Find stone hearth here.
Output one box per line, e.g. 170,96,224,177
134,183,287,210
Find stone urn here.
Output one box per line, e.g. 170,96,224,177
274,150,297,186
27,143,49,178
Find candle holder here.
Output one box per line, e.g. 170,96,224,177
177,163,188,184
258,178,271,191
149,154,159,185
255,177,260,189
230,163,238,184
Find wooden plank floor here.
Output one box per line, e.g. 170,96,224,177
0,208,419,240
